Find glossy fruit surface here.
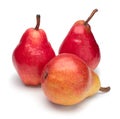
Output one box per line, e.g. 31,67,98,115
41,53,93,105
12,15,55,86
59,9,100,69
41,53,110,105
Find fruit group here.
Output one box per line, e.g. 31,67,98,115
59,9,100,69
12,15,55,86
41,53,110,105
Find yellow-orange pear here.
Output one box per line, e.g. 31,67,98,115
41,53,110,106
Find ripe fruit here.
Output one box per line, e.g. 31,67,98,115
59,9,100,69
12,15,55,86
41,53,110,105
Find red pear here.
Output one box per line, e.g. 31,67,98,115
12,15,55,86
41,53,110,106
59,9,100,69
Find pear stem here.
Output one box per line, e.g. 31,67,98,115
84,9,98,25
35,15,40,30
99,86,111,92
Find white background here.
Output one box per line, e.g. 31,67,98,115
0,0,119,119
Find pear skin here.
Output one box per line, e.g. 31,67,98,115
41,53,110,106
59,9,100,69
87,71,101,97
41,53,92,105
87,70,110,97
12,15,55,86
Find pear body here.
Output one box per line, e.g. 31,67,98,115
59,21,100,69
12,28,55,86
87,71,101,97
41,53,96,105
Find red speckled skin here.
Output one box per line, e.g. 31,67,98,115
12,28,55,85
59,21,100,69
41,53,92,105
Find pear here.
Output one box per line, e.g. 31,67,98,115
12,15,55,86
59,9,100,69
41,53,110,106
